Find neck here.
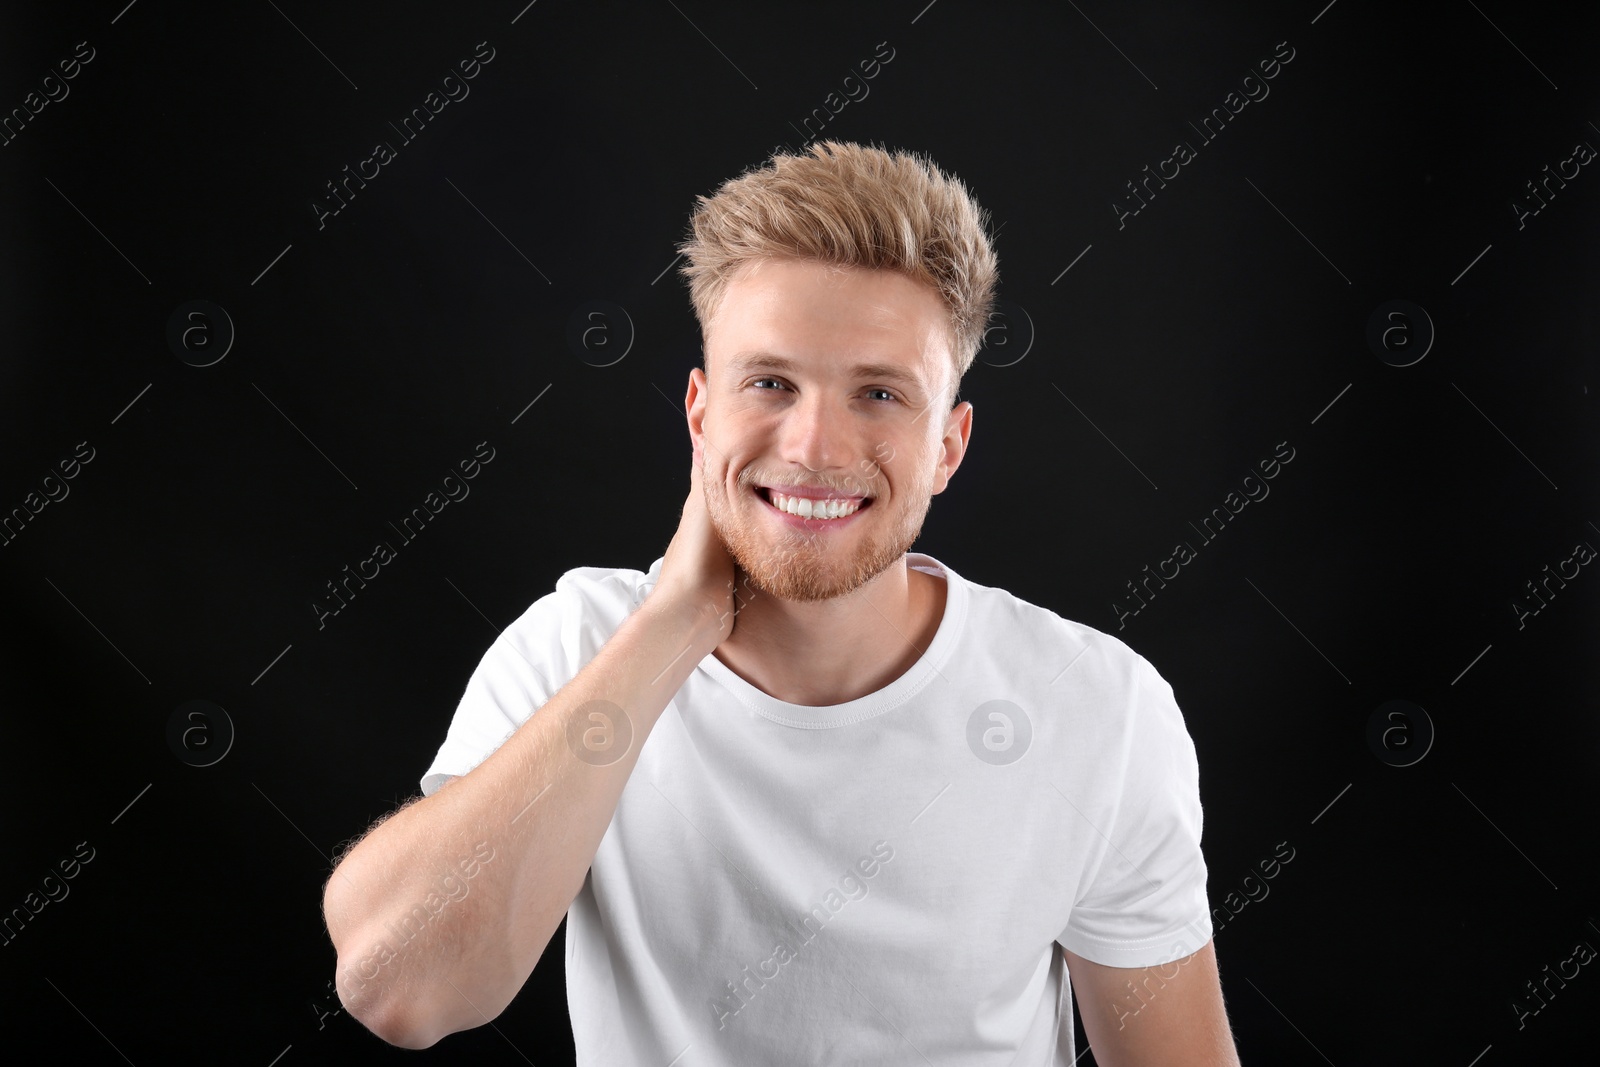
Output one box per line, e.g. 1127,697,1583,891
712,556,944,706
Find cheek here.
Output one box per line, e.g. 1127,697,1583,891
889,439,938,492
718,454,748,495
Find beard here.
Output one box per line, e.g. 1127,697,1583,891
701,462,934,604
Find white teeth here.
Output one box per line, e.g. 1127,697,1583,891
767,491,863,520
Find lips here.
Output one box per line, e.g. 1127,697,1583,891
757,484,871,502
755,485,873,523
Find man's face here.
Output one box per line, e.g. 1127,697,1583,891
687,257,971,603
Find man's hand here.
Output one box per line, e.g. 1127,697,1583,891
650,443,741,648
1066,940,1241,1066
325,446,746,1049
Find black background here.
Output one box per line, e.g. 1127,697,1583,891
3,1,1596,1063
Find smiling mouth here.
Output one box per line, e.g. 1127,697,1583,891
756,487,873,521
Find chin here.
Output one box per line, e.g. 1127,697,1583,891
714,491,930,606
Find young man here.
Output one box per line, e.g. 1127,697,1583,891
323,141,1241,1064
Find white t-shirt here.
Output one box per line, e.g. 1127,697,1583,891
423,552,1212,1065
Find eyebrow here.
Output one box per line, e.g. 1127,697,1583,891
725,351,928,395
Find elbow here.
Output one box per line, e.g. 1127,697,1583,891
334,954,450,1050
356,1001,447,1050
322,871,520,1049
324,876,438,1046
322,838,467,1048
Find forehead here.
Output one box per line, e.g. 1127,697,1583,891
707,258,952,386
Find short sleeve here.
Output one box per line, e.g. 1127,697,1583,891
1056,654,1212,967
419,583,576,797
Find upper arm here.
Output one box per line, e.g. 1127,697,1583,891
1065,939,1240,1067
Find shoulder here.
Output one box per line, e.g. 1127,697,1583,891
943,556,1161,690
499,558,661,653
550,558,658,609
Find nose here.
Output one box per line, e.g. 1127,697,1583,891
779,390,851,477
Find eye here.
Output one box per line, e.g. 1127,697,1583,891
747,379,898,403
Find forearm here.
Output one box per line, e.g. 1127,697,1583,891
323,593,722,1048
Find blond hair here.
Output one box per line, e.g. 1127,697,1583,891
676,140,1000,406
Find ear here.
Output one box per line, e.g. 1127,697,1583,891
930,400,972,496
686,366,709,467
